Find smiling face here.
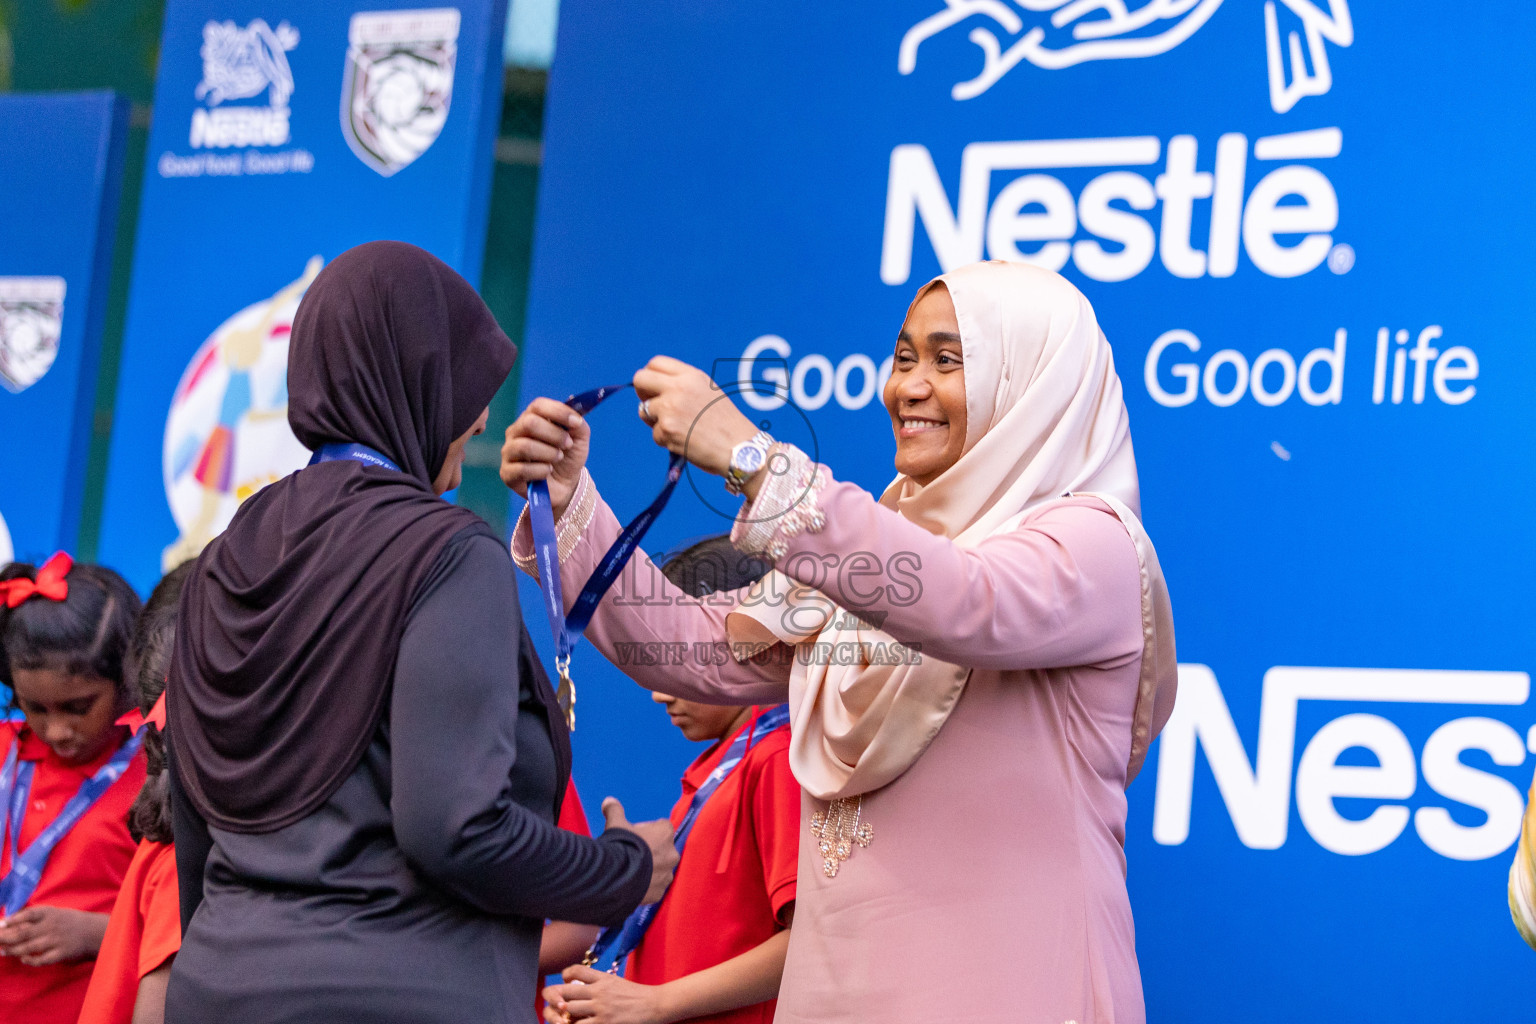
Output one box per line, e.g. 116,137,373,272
651,690,751,744
11,666,122,765
884,283,968,486
432,405,490,495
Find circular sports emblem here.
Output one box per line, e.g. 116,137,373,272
161,257,321,571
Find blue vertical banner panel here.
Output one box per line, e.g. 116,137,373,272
522,3,1536,1019
0,91,128,565
100,0,507,591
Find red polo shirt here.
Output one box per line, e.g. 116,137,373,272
557,777,593,839
75,840,179,1024
0,722,145,1024
626,707,799,1024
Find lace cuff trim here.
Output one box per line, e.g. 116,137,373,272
511,468,596,578
730,444,828,563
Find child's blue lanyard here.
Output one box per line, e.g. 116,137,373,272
582,703,792,975
528,384,685,730
0,730,144,915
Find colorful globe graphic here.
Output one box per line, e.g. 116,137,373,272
160,257,320,570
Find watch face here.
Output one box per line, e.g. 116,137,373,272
736,444,766,473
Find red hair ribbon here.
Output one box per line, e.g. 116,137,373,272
0,551,72,609
146,691,167,730
117,693,167,736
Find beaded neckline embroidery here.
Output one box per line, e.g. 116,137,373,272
809,796,873,877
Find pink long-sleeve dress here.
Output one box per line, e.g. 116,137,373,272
518,470,1148,1024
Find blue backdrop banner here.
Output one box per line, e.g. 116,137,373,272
99,0,507,591
0,91,129,566
520,3,1535,1020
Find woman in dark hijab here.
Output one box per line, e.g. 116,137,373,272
163,241,674,1022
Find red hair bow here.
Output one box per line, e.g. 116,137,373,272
0,551,73,609
117,693,167,735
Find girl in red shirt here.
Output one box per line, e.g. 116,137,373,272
78,562,193,1024
0,553,145,1024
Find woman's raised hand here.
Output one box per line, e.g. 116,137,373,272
501,397,591,517
633,357,758,477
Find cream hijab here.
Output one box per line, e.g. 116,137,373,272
729,260,1176,800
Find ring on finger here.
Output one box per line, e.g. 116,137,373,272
639,399,652,421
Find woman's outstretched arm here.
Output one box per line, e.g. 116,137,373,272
738,462,1145,673
510,472,792,706
621,358,1144,674
502,398,791,705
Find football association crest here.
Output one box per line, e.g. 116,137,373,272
341,8,460,176
0,277,65,394
161,257,322,571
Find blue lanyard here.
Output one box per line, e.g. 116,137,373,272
584,703,791,974
308,442,401,472
0,730,144,915
529,384,684,730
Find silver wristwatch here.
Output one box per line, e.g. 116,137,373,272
724,431,773,495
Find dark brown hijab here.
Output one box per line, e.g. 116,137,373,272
169,241,516,833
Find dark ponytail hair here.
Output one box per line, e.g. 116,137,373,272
126,562,194,845
0,558,142,715
657,534,771,599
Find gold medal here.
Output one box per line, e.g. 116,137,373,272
555,654,576,731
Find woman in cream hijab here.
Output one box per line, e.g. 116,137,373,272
504,261,1176,1024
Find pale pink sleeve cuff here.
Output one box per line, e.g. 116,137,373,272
730,443,828,563
510,468,597,578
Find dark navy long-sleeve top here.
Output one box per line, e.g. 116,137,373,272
166,523,651,1022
